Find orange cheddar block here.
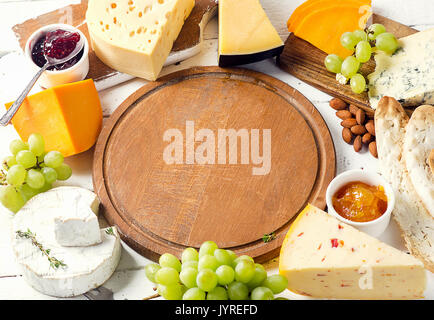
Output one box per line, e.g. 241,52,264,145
5,79,102,157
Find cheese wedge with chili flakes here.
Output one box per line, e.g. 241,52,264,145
279,204,426,300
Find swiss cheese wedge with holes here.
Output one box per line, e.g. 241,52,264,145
279,204,426,299
86,0,195,81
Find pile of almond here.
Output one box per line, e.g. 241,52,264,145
329,98,378,158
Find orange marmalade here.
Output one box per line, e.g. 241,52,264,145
332,181,388,222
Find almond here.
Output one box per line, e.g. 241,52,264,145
351,125,367,135
341,118,357,128
342,127,353,144
329,98,348,110
349,104,359,115
336,110,352,120
365,120,375,136
354,135,362,152
356,109,366,125
369,141,378,158
362,133,372,144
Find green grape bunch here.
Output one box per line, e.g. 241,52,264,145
324,24,399,94
144,240,289,300
0,134,72,213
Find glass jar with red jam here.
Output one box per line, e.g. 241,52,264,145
31,29,83,71
332,181,388,222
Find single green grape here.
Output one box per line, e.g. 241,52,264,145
262,275,288,294
324,54,343,74
355,41,372,63
155,267,179,286
340,32,358,51
181,247,199,263
183,287,206,300
350,74,367,94
341,56,360,78
251,286,274,300
198,254,219,271
368,23,386,40
255,263,265,271
18,184,39,202
16,150,36,169
0,185,25,213
44,151,64,169
207,286,228,300
226,250,237,262
196,269,218,292
9,139,28,156
7,164,26,186
144,263,161,283
232,255,254,268
181,261,198,270
37,182,52,193
235,259,255,283
54,163,72,181
27,133,45,157
179,267,198,289
213,249,232,266
215,265,235,286
159,253,182,272
199,240,218,257
26,169,45,189
353,29,368,42
227,282,249,300
5,156,17,168
158,283,183,300
375,32,399,54
246,266,267,291
41,167,58,184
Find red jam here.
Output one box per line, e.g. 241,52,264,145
332,181,388,222
31,29,83,71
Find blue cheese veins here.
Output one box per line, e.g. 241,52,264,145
368,28,434,109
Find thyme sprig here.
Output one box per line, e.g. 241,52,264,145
16,229,67,269
262,232,276,243
105,227,114,236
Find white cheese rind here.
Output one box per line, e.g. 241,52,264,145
279,205,427,300
86,0,195,81
368,28,434,109
53,192,101,247
12,187,121,298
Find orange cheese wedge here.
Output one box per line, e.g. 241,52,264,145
5,79,102,157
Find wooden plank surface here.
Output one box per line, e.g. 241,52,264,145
277,14,418,116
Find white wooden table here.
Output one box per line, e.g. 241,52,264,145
0,0,432,300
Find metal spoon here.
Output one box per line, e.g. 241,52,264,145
0,34,85,126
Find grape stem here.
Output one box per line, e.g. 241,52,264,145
142,293,160,300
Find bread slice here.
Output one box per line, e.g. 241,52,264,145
375,97,434,272
403,105,434,217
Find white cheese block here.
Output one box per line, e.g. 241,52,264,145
86,0,195,81
54,191,101,247
12,187,121,298
368,28,434,109
279,204,427,299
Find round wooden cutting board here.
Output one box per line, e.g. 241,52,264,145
93,66,336,262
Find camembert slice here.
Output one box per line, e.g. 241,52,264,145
279,204,426,299
86,0,195,81
218,0,284,67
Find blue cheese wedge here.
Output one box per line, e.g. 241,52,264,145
368,28,434,109
279,204,427,299
12,187,121,298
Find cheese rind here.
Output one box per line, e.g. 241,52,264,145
368,28,434,109
218,0,284,67
279,204,426,300
53,191,101,247
12,187,121,298
86,0,195,81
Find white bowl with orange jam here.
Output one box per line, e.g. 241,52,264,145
326,169,395,237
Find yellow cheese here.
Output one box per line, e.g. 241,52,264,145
218,0,284,67
86,0,195,81
279,204,426,299
5,79,102,157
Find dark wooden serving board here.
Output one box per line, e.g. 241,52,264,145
92,66,336,262
12,0,218,90
277,14,418,115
